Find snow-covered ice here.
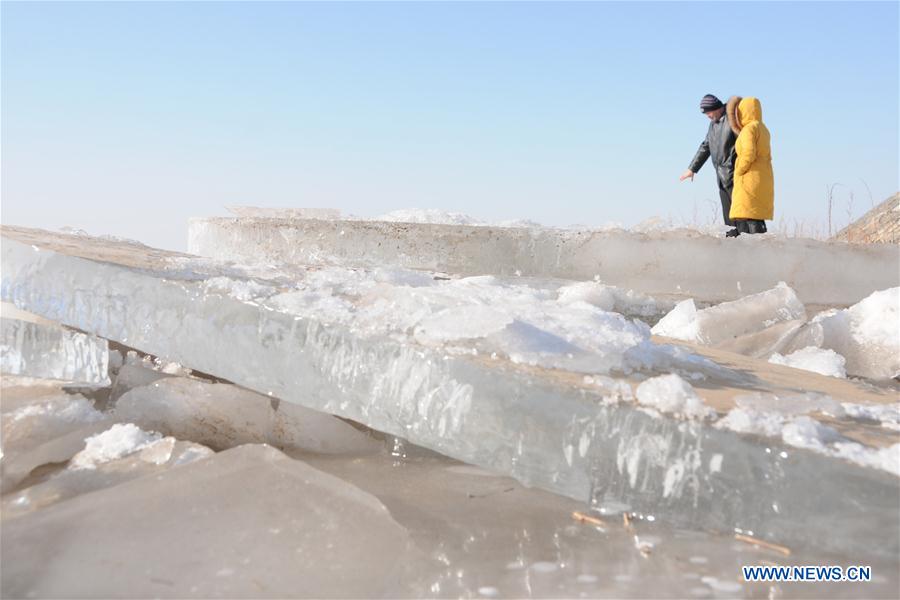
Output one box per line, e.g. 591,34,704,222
557,280,664,319
812,287,900,379
715,393,900,476
260,268,718,378
69,423,165,470
769,346,847,378
635,374,715,420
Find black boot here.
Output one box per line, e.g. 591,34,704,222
745,220,768,234
725,227,740,237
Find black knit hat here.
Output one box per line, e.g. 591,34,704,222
700,94,724,113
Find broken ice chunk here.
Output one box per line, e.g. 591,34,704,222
652,283,806,346
769,346,847,378
781,416,842,452
635,374,715,420
1,318,110,386
649,299,699,341
69,423,164,470
812,287,900,380
556,281,661,318
3,438,213,518
1,420,115,492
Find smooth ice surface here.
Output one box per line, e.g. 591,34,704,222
114,376,380,454
298,449,900,600
1,317,109,386
188,216,900,305
4,392,897,600
713,318,811,359
1,444,426,599
812,287,900,379
652,283,807,346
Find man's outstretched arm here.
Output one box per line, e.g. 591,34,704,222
682,139,710,181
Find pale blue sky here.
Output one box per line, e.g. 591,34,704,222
2,1,897,250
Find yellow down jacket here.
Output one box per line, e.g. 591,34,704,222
729,97,774,221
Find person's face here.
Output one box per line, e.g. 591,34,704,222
705,107,724,121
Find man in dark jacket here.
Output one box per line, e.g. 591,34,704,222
680,94,738,235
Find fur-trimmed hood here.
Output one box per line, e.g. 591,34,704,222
726,96,743,135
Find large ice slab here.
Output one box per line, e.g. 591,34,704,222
1,444,426,599
2,225,898,559
188,217,899,305
1,318,109,386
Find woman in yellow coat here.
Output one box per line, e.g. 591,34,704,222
726,96,774,234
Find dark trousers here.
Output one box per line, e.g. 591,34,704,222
717,178,735,226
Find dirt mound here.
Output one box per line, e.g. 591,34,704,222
832,192,899,244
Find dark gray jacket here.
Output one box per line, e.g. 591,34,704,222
688,112,737,186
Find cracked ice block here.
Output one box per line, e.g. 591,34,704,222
2,226,898,560
113,375,382,454
188,217,899,305
651,283,807,346
1,318,109,386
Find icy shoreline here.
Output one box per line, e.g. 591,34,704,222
3,225,898,562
